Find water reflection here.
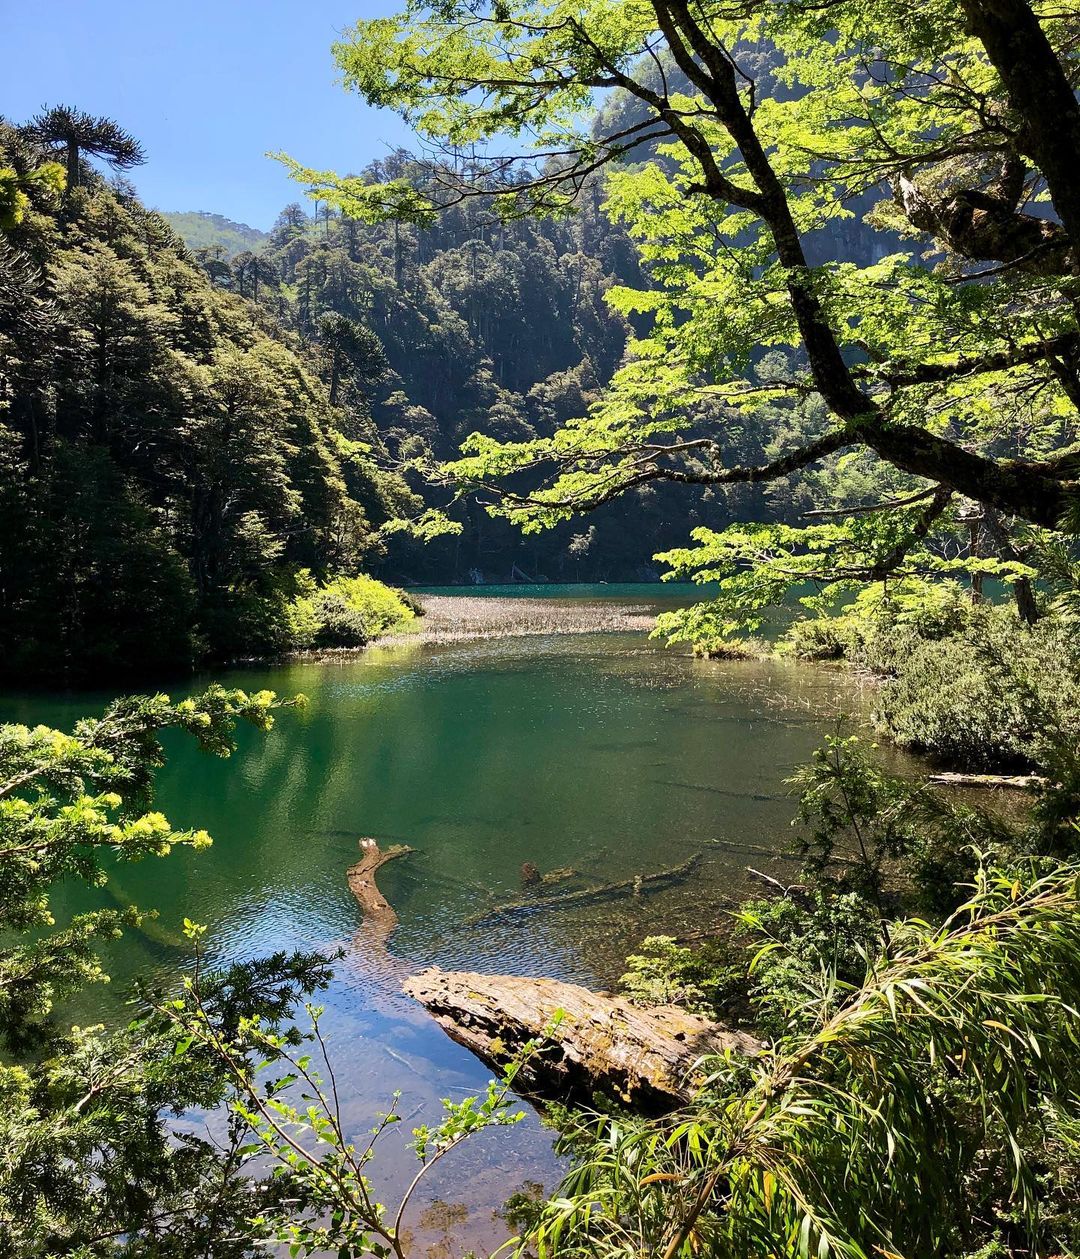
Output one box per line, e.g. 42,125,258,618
0,619,877,1253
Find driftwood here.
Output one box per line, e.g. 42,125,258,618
929,772,1045,790
403,966,762,1112
521,862,578,890
468,853,703,927
346,838,414,950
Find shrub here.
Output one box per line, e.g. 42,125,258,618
286,572,415,650
620,936,742,1018
870,609,1080,771
782,614,859,661
782,578,970,663
691,637,766,660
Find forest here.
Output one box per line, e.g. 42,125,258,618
3,0,1080,1256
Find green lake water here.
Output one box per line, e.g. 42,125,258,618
0,585,878,1254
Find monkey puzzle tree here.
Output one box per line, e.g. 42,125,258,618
29,105,145,189
317,312,387,407
282,0,1080,603
232,249,278,301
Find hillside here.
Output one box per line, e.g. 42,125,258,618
0,124,413,678
162,209,267,257
179,165,820,584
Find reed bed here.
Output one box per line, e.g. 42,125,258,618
377,594,656,644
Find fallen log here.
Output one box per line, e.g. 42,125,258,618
403,966,762,1113
929,772,1045,790
468,853,703,927
346,838,414,950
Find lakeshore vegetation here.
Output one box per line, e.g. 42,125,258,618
3,0,1080,1255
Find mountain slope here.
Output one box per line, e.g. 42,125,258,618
162,210,267,257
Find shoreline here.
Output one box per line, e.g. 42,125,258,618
370,593,658,647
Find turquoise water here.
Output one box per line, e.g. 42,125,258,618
0,588,873,1252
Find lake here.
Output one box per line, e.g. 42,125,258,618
0,585,874,1254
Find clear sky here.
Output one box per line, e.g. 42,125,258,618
2,0,416,230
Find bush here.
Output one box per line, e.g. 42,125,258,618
691,637,767,660
870,609,1080,771
782,578,970,663
620,936,743,1018
782,615,859,661
286,572,415,650
782,581,1080,772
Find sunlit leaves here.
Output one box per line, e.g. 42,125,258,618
524,861,1080,1258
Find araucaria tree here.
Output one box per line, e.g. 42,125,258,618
30,105,145,188
286,0,1080,559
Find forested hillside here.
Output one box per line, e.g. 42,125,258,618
172,135,895,583
171,172,678,582
170,52,911,585
161,210,267,258
0,116,415,679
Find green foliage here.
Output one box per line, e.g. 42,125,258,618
307,0,1080,607
653,512,1027,649
0,160,64,229
870,611,1080,772
285,571,415,650
525,863,1080,1259
0,683,535,1256
783,578,971,661
0,117,409,676
0,686,290,1047
0,686,356,1257
29,104,145,184
785,594,1080,773
620,936,740,1018
162,938,533,1259
735,890,883,1038
788,732,1018,913
231,167,648,583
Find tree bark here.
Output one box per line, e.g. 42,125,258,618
928,771,1045,789
467,853,703,927
959,0,1080,259
403,967,762,1112
346,838,414,951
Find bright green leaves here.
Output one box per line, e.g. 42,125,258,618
0,685,295,1048
164,952,533,1259
0,160,65,230
280,0,1080,559
652,504,1036,651
272,155,438,227
523,859,1080,1259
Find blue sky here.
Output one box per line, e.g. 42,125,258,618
3,0,416,229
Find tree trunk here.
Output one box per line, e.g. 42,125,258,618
960,0,1080,257
403,967,762,1112
929,771,1045,790
346,838,413,951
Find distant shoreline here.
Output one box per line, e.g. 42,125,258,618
373,593,657,645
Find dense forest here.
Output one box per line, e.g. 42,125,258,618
166,112,901,584
0,114,417,679
5,0,1080,1257
168,172,682,582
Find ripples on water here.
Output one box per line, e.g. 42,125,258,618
0,596,877,1253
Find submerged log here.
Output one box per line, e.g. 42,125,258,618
928,772,1045,790
346,838,414,950
402,966,762,1112
469,853,703,927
